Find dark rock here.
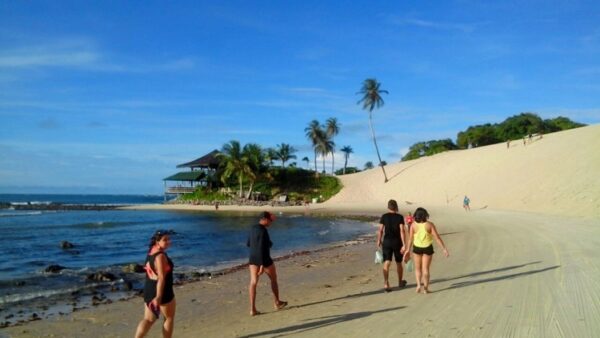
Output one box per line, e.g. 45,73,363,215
5,314,14,319
45,265,66,273
31,313,39,320
86,272,117,282
60,241,75,249
123,281,133,291
122,263,145,273
191,271,212,278
14,281,26,286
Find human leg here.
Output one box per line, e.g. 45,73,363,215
135,304,157,338
264,264,287,309
382,260,391,290
413,253,423,293
422,254,433,293
396,262,405,287
248,265,261,315
160,298,176,338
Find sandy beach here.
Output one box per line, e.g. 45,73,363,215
3,125,600,337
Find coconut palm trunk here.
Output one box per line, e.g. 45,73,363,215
368,112,388,182
331,152,335,175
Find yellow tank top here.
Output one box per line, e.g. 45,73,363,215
413,222,433,248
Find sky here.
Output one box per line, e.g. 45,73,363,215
1,1,600,194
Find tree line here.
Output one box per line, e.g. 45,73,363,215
402,113,586,161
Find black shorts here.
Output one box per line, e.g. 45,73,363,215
413,245,434,255
382,245,402,262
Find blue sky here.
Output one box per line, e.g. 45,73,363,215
1,1,599,194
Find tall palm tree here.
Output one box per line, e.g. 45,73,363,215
302,156,310,170
325,117,340,174
316,134,335,174
217,140,253,198
364,161,374,170
275,143,297,168
340,145,353,175
305,120,324,174
357,78,389,182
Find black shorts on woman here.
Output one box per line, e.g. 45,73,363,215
412,245,434,256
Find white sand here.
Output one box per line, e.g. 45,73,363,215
4,125,600,337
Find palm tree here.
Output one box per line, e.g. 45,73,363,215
305,120,324,174
275,143,297,168
217,140,253,198
264,147,278,167
340,145,353,175
357,78,389,182
364,161,374,170
242,143,263,199
325,117,340,174
317,133,335,174
302,156,310,169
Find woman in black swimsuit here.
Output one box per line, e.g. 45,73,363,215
135,230,176,338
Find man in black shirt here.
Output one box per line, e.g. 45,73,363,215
376,200,407,292
247,211,287,316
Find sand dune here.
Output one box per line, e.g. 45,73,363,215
329,124,600,218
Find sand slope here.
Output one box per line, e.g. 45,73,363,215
329,124,600,218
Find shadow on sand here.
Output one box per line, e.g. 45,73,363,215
240,261,557,337
239,306,406,338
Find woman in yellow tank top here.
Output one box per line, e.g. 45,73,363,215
403,207,449,294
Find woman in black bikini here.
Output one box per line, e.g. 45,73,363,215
135,230,176,338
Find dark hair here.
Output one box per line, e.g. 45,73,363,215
387,199,399,212
148,230,170,249
414,207,429,223
260,211,273,221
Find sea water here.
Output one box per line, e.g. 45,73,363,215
0,194,373,325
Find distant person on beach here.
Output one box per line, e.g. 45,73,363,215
405,211,414,230
404,207,449,294
247,211,287,316
135,230,176,338
376,199,407,292
463,195,471,211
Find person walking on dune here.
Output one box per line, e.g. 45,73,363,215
404,208,449,294
247,211,287,316
463,195,471,211
376,199,407,292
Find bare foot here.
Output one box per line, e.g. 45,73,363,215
415,286,421,293
250,310,261,316
422,287,429,294
275,301,288,310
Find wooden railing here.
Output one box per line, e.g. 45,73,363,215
166,187,196,194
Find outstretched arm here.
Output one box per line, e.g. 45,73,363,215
430,222,449,257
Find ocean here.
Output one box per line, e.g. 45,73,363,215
0,194,373,326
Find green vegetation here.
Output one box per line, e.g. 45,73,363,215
402,139,458,161
180,189,229,202
181,167,341,204
403,113,585,161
